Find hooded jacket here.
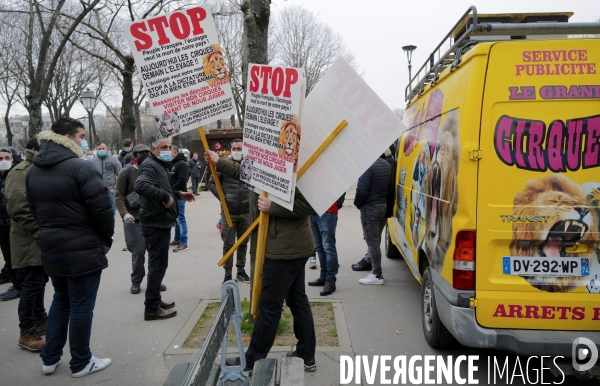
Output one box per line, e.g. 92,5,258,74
354,158,391,209
118,147,133,166
217,158,315,260
0,162,16,227
188,157,202,178
208,156,249,215
91,153,122,190
169,153,189,192
6,150,41,268
26,131,114,277
135,154,179,228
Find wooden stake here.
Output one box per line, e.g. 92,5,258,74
217,218,259,266
296,120,348,180
251,191,270,318
198,126,233,228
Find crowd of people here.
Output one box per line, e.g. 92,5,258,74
0,117,397,378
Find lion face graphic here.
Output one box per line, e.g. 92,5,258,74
202,44,228,85
510,174,599,292
277,114,301,173
154,112,180,137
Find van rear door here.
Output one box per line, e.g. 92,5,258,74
476,38,600,330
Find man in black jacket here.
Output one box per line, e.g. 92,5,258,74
207,139,251,283
188,152,203,196
135,138,194,321
354,156,391,285
27,117,113,377
169,145,190,252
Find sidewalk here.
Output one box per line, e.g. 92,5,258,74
0,190,428,386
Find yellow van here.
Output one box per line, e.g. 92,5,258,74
386,6,600,371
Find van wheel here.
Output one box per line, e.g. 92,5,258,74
385,224,402,260
421,267,455,348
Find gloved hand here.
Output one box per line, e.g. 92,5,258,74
124,213,135,224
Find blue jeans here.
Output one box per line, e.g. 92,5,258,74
41,271,102,373
173,199,188,245
309,213,339,285
108,191,116,218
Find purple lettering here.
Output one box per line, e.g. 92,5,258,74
546,121,566,172
566,119,583,171
584,116,600,168
514,120,527,168
494,116,514,166
527,121,546,171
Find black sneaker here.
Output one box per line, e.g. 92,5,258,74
130,283,141,294
0,275,9,285
285,351,316,372
351,258,372,271
160,283,167,291
225,356,253,374
223,274,233,284
0,286,21,301
236,270,251,283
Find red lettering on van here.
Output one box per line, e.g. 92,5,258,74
593,308,600,320
494,114,600,172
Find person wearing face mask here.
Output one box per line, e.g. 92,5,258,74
26,117,114,377
187,152,203,196
84,150,94,161
0,147,22,301
207,139,252,284
5,138,48,351
134,138,195,321
168,145,190,252
91,143,122,219
118,138,133,167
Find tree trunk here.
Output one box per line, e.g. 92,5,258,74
120,56,137,143
241,0,270,323
4,107,13,147
27,96,43,138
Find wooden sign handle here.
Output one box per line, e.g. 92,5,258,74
198,126,233,228
251,191,270,318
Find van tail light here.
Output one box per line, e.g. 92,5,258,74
453,230,476,290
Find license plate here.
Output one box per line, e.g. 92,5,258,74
502,257,590,277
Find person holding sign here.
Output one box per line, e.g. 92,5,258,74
206,150,318,372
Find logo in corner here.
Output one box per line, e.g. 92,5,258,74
572,337,598,371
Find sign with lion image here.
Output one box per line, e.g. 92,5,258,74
123,6,236,138
241,63,305,210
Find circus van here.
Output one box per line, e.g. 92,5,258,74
386,6,600,375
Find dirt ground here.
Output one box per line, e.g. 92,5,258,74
183,300,338,349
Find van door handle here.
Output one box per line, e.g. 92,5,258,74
469,149,482,160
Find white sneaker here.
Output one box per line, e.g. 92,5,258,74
359,273,384,285
308,255,317,269
72,356,112,378
42,359,61,374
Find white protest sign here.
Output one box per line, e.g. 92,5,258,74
241,64,305,210
297,57,407,215
123,6,236,138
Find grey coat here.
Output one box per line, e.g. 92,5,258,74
91,154,122,190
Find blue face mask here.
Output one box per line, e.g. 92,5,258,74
85,156,93,161
97,150,107,157
80,140,89,154
159,151,173,163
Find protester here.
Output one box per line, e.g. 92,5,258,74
169,145,190,252
0,147,21,301
115,145,167,295
207,139,251,284
188,152,202,196
352,149,396,272
27,117,113,377
353,156,391,285
118,138,134,166
5,138,47,351
91,143,122,218
206,149,317,372
308,194,345,296
134,138,195,321
85,150,94,161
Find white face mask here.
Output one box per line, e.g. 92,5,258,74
231,151,243,161
0,160,11,171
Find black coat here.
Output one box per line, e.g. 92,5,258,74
135,154,178,228
26,131,114,277
207,156,249,214
383,155,397,218
170,153,189,192
354,158,391,209
188,158,202,178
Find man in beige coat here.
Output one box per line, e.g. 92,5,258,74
6,138,47,351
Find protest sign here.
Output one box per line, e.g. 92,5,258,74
123,6,236,138
296,57,407,215
240,64,305,210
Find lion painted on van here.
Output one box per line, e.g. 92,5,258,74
510,175,600,293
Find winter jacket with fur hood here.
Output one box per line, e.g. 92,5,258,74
27,131,114,277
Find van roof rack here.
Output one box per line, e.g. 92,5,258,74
404,6,600,103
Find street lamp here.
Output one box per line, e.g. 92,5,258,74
80,88,97,149
402,45,417,86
